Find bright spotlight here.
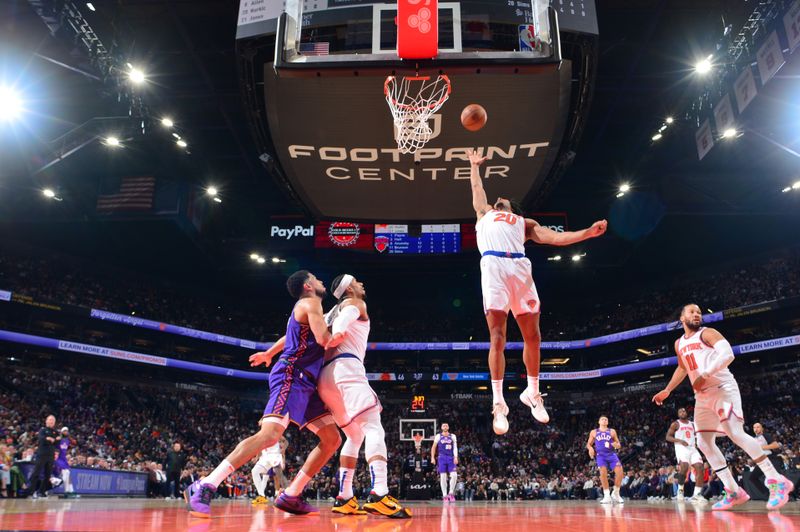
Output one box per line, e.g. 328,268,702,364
256,257,266,264
783,187,792,193
86,2,96,11
695,58,712,75
666,117,674,124
619,183,631,193
42,188,56,198
571,254,582,262
271,257,281,263
104,136,121,147
161,118,174,128
0,86,23,122
206,186,218,196
652,133,662,141
176,139,187,148
721,128,737,139
547,255,562,262
212,196,222,203
128,67,146,84
793,181,800,190
249,253,259,260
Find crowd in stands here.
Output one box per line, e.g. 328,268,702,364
2,361,800,501
0,246,798,344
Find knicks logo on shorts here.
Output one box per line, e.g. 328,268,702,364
717,408,725,417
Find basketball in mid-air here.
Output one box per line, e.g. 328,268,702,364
460,104,487,131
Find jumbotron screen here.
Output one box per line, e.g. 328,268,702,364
374,224,461,255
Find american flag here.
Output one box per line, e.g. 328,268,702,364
299,42,330,56
96,176,155,213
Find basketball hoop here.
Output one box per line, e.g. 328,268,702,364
384,75,451,154
412,433,424,451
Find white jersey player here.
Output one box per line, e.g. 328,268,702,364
251,434,287,505
317,274,410,519
653,304,794,511
467,149,607,434
665,408,705,503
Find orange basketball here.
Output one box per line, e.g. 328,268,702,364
460,104,487,131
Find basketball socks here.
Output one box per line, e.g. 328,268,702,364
677,485,684,495
527,375,540,396
715,466,738,492
370,461,389,497
338,467,355,499
693,486,703,497
448,473,458,495
206,459,234,488
603,488,610,498
285,470,312,497
757,458,781,481
491,380,504,404
440,474,448,497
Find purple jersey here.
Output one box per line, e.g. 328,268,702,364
277,306,325,379
437,434,455,459
55,438,70,469
594,429,614,455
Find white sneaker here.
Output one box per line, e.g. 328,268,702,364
600,494,613,504
492,402,509,435
689,493,707,505
677,491,685,501
519,388,549,423
612,492,624,504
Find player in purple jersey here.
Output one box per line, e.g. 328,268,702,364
186,270,344,518
51,427,73,493
586,416,624,504
431,424,458,502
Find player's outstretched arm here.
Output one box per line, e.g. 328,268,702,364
526,218,607,246
467,149,490,219
249,336,286,367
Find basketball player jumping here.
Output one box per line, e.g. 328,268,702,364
586,416,624,504
665,408,706,503
468,150,607,433
317,274,411,519
430,423,458,502
186,270,343,518
653,304,794,511
251,433,288,506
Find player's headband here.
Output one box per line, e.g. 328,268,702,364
333,274,354,299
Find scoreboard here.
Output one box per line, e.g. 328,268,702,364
374,224,461,255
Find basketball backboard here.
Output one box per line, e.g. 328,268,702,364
237,0,580,221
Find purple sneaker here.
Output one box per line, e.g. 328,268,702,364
185,481,216,518
275,493,319,515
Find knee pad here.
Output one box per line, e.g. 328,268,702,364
341,429,364,459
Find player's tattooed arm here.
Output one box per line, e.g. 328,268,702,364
526,219,608,245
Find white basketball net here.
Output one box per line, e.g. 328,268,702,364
384,75,451,154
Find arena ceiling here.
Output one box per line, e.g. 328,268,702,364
0,0,798,294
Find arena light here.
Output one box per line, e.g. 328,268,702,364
42,188,56,198
172,132,181,139
128,66,146,85
249,253,260,260
607,379,624,385
542,357,570,366
617,183,631,198
783,186,793,193
271,257,281,263
651,133,662,141
103,136,121,147
86,2,96,11
658,124,667,132
547,255,562,261
571,253,585,262
665,117,674,124
649,374,664,379
695,56,713,75
206,186,218,196
161,117,174,128
721,128,737,139
0,86,23,122
212,196,222,203
256,257,266,264
636,348,652,355
793,181,800,190
176,139,188,148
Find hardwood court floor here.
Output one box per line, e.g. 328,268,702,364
1,498,798,531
